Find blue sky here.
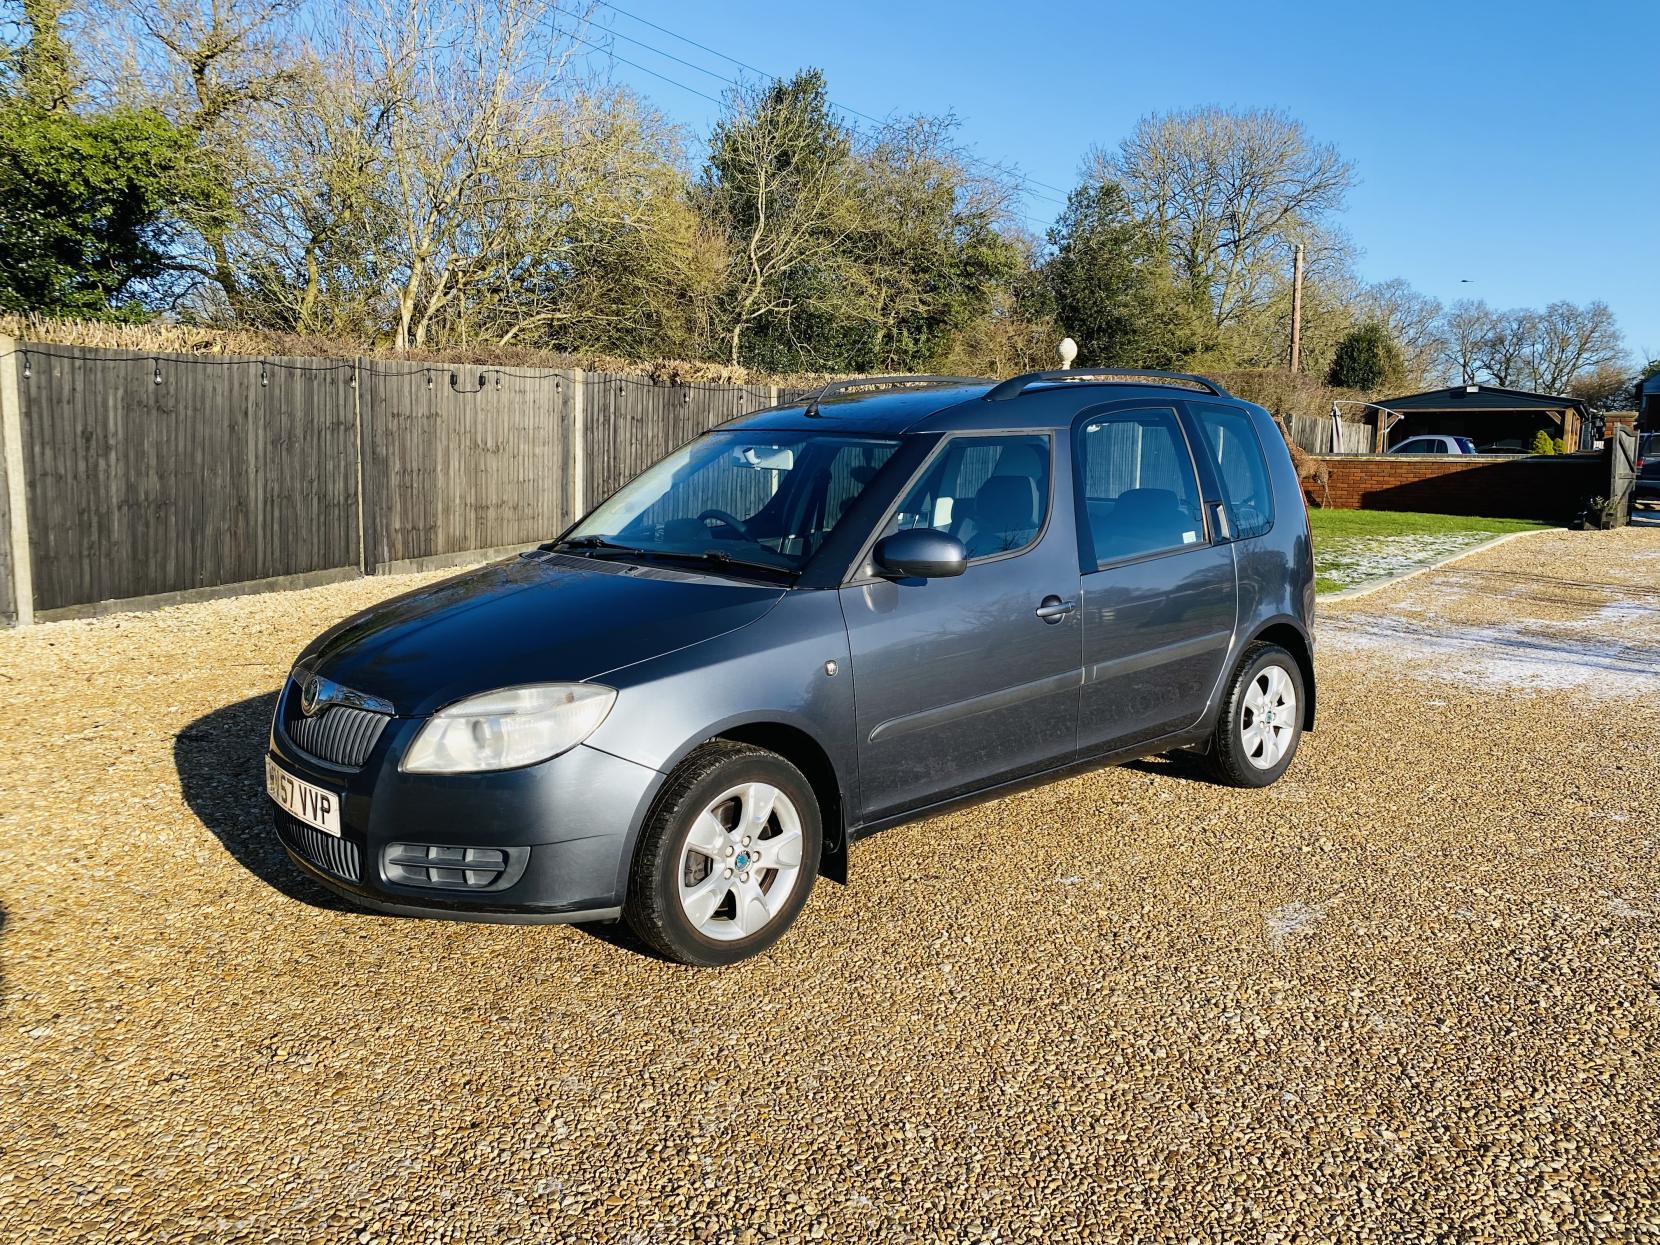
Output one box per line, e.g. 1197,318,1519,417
577,0,1659,366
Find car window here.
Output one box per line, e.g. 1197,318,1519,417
883,434,1051,561
1075,407,1205,565
1189,403,1274,539
571,431,900,571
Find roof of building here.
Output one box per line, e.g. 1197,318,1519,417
1374,384,1588,414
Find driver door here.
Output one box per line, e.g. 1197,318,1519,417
839,433,1083,823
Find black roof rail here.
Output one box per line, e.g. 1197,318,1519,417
983,368,1228,402
804,374,991,416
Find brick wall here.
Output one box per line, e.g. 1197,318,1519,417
1312,454,1606,521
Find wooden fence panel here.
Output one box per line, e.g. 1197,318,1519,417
20,347,359,612
1335,421,1373,454
361,364,570,569
582,375,772,505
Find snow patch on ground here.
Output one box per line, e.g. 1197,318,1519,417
1320,598,1660,697
1605,896,1653,920
1267,901,1325,949
1317,532,1501,590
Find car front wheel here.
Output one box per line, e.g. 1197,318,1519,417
625,740,821,966
1204,642,1305,788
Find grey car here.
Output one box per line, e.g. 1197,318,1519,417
267,370,1316,966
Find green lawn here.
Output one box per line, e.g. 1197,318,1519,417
1308,509,1551,594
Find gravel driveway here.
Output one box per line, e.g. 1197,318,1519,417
2,528,1657,1244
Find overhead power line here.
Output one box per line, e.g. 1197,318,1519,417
561,22,1053,231
579,0,1072,213
559,27,727,107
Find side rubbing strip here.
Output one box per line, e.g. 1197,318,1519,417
1084,629,1233,685
868,668,1083,745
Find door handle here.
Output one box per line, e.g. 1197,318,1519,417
1035,595,1076,623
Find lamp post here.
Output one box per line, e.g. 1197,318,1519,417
1058,337,1078,370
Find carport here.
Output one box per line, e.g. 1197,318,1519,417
1374,384,1591,452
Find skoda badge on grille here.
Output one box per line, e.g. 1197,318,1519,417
291,669,394,719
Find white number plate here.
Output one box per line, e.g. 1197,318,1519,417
266,756,342,837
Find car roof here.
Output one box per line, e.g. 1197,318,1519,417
719,376,1255,436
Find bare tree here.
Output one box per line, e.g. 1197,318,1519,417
94,0,307,313
1474,307,1538,388
1439,299,1493,384
1358,278,1444,388
1436,297,1626,393
1091,107,1356,335
1571,361,1638,413
1521,299,1626,394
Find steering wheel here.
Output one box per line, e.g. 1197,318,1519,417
697,508,751,540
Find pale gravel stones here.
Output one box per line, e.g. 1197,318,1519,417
1,528,1657,1243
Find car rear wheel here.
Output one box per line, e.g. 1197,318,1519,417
1204,642,1305,788
625,741,820,966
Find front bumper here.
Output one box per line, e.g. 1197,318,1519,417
285,850,622,923
267,692,663,922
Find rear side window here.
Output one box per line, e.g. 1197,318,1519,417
1075,407,1205,565
1190,403,1275,540
884,434,1051,561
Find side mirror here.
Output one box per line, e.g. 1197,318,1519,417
873,529,967,579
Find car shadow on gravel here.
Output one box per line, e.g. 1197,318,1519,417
1123,752,1216,783
174,692,356,913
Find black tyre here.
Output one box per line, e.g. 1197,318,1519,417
625,740,821,967
1203,643,1305,788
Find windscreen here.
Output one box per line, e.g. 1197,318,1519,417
568,431,901,573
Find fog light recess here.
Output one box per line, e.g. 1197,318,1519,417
383,843,523,891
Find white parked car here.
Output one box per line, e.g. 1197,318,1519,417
1387,435,1478,455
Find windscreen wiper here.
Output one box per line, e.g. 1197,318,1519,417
544,537,795,581
625,546,798,581
543,536,639,555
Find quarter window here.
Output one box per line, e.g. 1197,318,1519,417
883,434,1051,561
1075,407,1205,565
1190,403,1275,540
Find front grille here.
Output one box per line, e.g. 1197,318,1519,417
282,684,388,768
274,809,362,883
384,843,512,890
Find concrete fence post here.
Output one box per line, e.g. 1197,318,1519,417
353,357,368,575
569,368,587,518
0,335,34,625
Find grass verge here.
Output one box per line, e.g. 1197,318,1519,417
1309,508,1552,594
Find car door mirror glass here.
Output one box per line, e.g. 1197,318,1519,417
874,530,967,579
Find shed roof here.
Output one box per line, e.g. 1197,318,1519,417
1374,384,1588,415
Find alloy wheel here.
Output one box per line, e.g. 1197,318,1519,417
676,782,805,942
1240,662,1298,770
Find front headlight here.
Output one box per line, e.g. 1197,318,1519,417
400,684,617,774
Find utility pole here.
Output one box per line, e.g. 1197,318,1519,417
1289,243,1305,373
